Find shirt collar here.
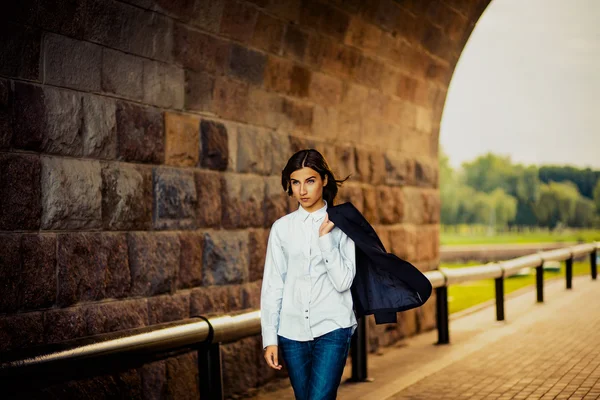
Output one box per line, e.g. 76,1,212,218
297,200,328,222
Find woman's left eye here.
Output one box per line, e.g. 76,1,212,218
307,179,314,184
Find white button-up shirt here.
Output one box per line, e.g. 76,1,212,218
260,201,357,349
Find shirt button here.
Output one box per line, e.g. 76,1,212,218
325,259,329,263
305,316,309,319
305,310,308,312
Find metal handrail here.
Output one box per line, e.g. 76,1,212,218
1,242,598,399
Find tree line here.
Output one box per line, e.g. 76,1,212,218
440,151,600,229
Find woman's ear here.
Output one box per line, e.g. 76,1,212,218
323,174,328,186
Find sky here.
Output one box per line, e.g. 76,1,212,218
439,0,600,170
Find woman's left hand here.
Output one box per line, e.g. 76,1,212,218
319,213,335,237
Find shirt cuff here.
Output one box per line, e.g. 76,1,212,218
318,232,335,253
262,331,278,349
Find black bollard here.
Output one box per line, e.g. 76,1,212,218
495,277,505,321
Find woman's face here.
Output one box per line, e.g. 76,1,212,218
289,167,328,212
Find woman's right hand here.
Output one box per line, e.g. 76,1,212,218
264,345,282,370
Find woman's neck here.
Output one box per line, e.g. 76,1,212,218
301,199,326,214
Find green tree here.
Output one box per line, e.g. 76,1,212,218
534,181,580,228
593,180,600,213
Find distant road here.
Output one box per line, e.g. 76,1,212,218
440,242,579,263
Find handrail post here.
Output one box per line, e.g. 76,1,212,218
592,249,597,280
436,286,450,344
536,264,544,303
349,316,369,382
566,257,573,290
198,343,224,400
495,277,505,321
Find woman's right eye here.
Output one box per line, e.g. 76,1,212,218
292,181,299,185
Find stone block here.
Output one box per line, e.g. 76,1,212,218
252,12,284,53
265,175,289,227
345,17,382,51
321,42,359,78
0,79,11,149
0,22,41,80
44,307,88,344
85,0,173,62
148,293,190,324
241,280,262,310
219,0,257,43
422,190,440,223
337,109,361,143
127,232,180,296
389,225,417,261
266,0,302,22
319,3,350,40
43,32,101,91
336,184,364,213
101,48,144,100
228,44,267,85
312,105,338,140
246,88,285,129
115,101,164,164
0,153,41,230
189,0,225,33
41,157,102,230
236,125,271,175
362,186,379,224
102,162,153,230
34,0,88,38
185,69,214,112
190,285,244,316
265,56,310,97
309,72,342,107
194,170,222,228
271,132,291,173
222,337,259,397
340,82,367,115
211,76,249,122
416,226,438,262
0,234,22,313
305,32,329,68
354,56,384,88
85,299,148,335
57,232,129,306
333,145,356,181
203,231,249,285
12,82,44,150
354,148,371,183
21,234,57,310
82,94,117,159
173,22,229,72
141,361,167,400
415,158,438,188
200,119,229,171
384,152,413,186
281,98,313,132
164,112,200,167
221,173,265,229
282,25,309,62
377,186,404,225
178,231,204,289
0,312,44,353
249,229,268,282
165,352,200,399
143,60,185,109
153,167,197,230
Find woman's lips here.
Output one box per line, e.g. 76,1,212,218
300,198,310,202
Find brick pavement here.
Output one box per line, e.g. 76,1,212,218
252,274,600,400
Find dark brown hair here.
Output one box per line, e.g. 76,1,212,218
281,149,349,205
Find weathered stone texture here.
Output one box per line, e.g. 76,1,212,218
116,101,164,164
194,170,223,228
41,157,102,230
153,167,197,230
200,119,229,171
143,60,185,109
127,232,180,296
82,94,118,158
102,162,153,230
101,48,144,100
0,312,44,353
165,112,200,167
0,153,42,230
221,173,265,229
0,22,41,80
203,231,249,286
190,285,244,316
86,299,148,335
178,231,204,289
148,293,190,324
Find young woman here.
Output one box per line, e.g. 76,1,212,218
260,149,356,400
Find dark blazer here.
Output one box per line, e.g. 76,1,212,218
328,202,432,324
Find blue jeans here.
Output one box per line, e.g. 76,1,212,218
278,327,353,400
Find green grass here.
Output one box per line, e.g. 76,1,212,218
444,261,594,314
440,227,600,246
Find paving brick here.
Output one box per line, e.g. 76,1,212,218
43,33,101,91
0,22,41,80
41,157,102,230
101,48,144,100
0,153,41,230
115,101,164,164
153,167,197,230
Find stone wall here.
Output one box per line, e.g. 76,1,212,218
0,0,489,397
